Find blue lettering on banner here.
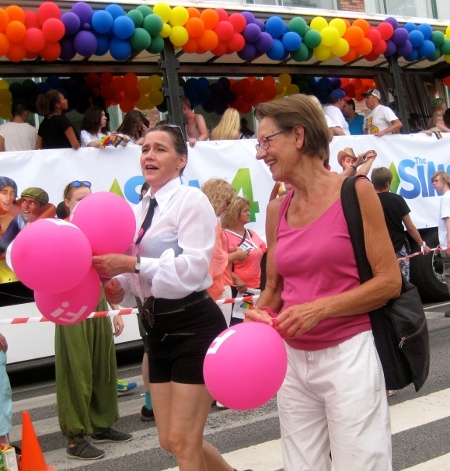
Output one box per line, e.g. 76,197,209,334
124,175,145,204
398,160,420,199
398,160,449,199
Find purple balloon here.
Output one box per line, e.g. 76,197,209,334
59,37,76,61
255,32,273,52
71,2,93,26
254,19,265,32
242,11,256,25
396,39,413,57
73,30,98,57
385,17,399,29
61,12,81,35
243,23,261,42
384,39,397,56
237,42,256,61
392,27,408,45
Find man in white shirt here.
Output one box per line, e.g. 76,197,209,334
0,102,38,152
431,170,450,317
362,89,403,137
323,88,350,136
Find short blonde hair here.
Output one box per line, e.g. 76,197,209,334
210,108,240,140
431,170,450,185
201,178,236,216
221,196,251,229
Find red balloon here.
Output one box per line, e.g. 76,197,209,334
24,11,40,29
101,84,115,100
120,99,135,113
40,41,61,61
365,29,381,46
227,33,245,52
211,40,228,56
124,86,140,102
364,51,380,61
23,28,46,52
228,13,246,33
123,72,138,87
112,76,126,93
215,8,228,22
350,78,362,89
182,37,199,54
372,40,387,55
443,76,450,87
85,72,100,87
42,18,65,41
100,72,114,86
215,21,234,41
343,83,356,97
377,22,394,41
252,79,265,94
37,2,61,25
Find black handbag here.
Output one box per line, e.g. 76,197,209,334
341,176,430,392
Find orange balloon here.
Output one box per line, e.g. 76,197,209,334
352,19,370,35
343,26,364,46
5,21,26,42
5,5,25,23
182,37,199,53
198,29,218,51
6,42,26,62
200,9,219,30
187,7,201,19
0,32,9,56
0,8,9,32
340,47,358,62
185,17,204,38
355,37,372,55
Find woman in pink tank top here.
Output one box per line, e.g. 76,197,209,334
246,94,401,471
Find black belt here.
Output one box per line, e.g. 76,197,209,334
139,290,210,327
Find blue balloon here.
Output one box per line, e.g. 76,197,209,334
74,30,98,56
109,37,132,61
418,23,433,40
419,39,435,57
198,87,212,103
404,22,417,32
409,30,424,48
266,16,286,39
404,48,419,61
282,31,301,52
36,82,51,95
113,16,135,40
46,75,61,89
105,4,125,19
197,77,210,90
94,34,110,56
92,10,114,34
184,78,198,91
266,38,286,60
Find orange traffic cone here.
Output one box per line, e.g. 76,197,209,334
20,410,55,471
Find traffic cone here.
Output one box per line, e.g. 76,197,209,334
20,410,55,471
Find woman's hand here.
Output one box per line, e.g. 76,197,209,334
104,278,125,305
92,254,135,277
275,302,322,339
244,306,276,326
113,314,124,337
229,247,249,262
0,333,8,352
233,275,247,293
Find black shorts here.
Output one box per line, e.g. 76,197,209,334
137,314,151,355
146,297,227,384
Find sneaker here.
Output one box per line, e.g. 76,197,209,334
387,390,397,397
216,401,228,409
91,428,133,443
117,379,137,393
67,440,105,460
139,405,155,422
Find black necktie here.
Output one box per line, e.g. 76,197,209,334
136,197,157,245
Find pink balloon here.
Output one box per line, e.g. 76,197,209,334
10,219,92,294
70,192,136,255
35,268,101,325
203,323,287,410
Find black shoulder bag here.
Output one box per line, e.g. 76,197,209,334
341,176,430,392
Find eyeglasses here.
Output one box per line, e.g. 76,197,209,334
71,181,91,188
255,131,284,151
154,124,187,148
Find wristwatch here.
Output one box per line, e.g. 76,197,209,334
135,256,141,274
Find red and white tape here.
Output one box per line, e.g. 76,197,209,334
397,246,446,262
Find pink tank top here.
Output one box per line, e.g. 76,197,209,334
276,190,371,351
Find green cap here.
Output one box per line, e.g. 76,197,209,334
21,187,49,206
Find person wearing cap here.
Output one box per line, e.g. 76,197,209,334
337,147,377,177
363,89,402,136
323,88,351,136
343,98,364,135
0,187,56,257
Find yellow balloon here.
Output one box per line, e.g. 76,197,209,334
275,83,285,95
0,80,9,90
160,23,171,38
149,74,163,90
446,25,450,38
445,54,450,63
153,2,171,23
278,73,291,87
330,37,350,57
137,78,152,94
313,44,333,61
135,94,151,110
286,84,300,95
0,104,9,119
169,25,188,47
310,16,328,32
0,88,12,102
149,90,164,106
320,26,339,46
169,6,189,27
329,18,346,37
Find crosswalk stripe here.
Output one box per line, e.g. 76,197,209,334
400,452,450,470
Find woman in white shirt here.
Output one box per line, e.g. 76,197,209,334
92,125,236,471
80,106,108,147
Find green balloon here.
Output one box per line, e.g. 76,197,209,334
290,43,310,62
143,14,163,36
127,10,144,28
441,38,450,55
289,17,308,37
130,28,151,51
427,47,442,61
303,29,322,49
431,30,445,47
157,100,168,113
136,5,153,17
147,35,164,54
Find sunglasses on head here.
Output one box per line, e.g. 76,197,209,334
71,180,91,188
155,124,187,148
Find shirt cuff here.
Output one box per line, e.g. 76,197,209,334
139,257,159,279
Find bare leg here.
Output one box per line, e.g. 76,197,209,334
151,382,234,471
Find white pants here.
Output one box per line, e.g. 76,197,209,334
278,331,392,471
218,285,232,327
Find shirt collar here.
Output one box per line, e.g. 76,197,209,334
142,177,181,214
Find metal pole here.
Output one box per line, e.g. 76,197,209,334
388,55,410,133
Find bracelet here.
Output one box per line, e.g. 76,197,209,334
255,305,278,318
350,164,357,171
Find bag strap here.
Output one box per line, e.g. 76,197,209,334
340,176,373,284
